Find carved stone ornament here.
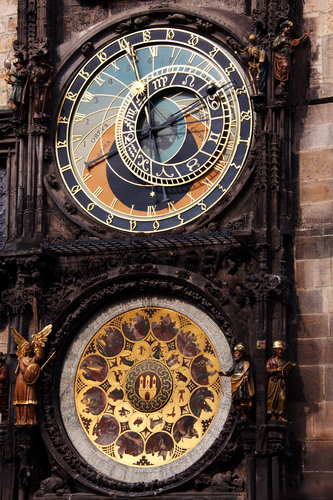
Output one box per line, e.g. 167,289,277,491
39,276,237,496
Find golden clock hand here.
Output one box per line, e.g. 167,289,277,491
84,145,119,169
151,81,233,132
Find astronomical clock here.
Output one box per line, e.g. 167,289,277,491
37,14,258,498
58,298,233,491
54,27,253,233
1,1,298,498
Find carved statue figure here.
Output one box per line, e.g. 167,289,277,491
211,471,244,492
5,57,29,122
241,34,266,96
12,324,52,424
35,466,64,497
0,352,9,424
266,340,296,421
272,20,310,95
30,53,53,122
220,343,255,421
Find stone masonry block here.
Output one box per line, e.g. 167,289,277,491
304,1,333,16
288,402,314,440
298,148,333,181
295,234,333,260
322,287,333,314
292,338,333,365
301,471,333,498
324,367,333,401
295,260,314,290
300,179,333,204
298,123,333,151
297,102,333,126
313,402,333,439
313,258,333,288
304,441,333,471
300,200,333,224
289,365,324,403
297,313,329,338
297,289,323,314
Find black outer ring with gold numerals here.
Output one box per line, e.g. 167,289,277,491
55,27,253,234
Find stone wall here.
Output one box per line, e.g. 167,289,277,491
0,0,17,109
291,1,333,497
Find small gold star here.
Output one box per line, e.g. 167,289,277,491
150,191,156,197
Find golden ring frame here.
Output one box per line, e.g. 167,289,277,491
75,306,222,467
60,296,233,484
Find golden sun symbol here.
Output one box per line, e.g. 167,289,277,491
133,80,146,96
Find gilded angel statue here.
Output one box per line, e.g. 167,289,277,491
12,324,52,425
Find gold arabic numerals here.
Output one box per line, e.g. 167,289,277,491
142,30,151,42
209,46,219,59
198,200,207,212
187,34,199,47
84,186,104,213
106,214,114,225
118,38,135,58
71,184,82,196
96,50,108,64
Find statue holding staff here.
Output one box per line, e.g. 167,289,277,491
12,324,52,425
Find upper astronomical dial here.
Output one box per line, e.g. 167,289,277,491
55,27,253,233
116,65,232,186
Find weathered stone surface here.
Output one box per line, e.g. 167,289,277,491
300,201,333,224
288,402,315,440
297,289,323,315
300,180,333,204
289,365,324,403
295,234,333,260
295,260,314,290
324,367,333,401
301,471,333,498
313,402,333,440
304,441,333,470
313,258,333,288
292,338,333,365
296,313,329,338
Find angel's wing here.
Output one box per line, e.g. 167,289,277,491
32,324,52,347
11,326,29,358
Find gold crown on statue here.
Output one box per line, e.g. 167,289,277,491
234,342,246,353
